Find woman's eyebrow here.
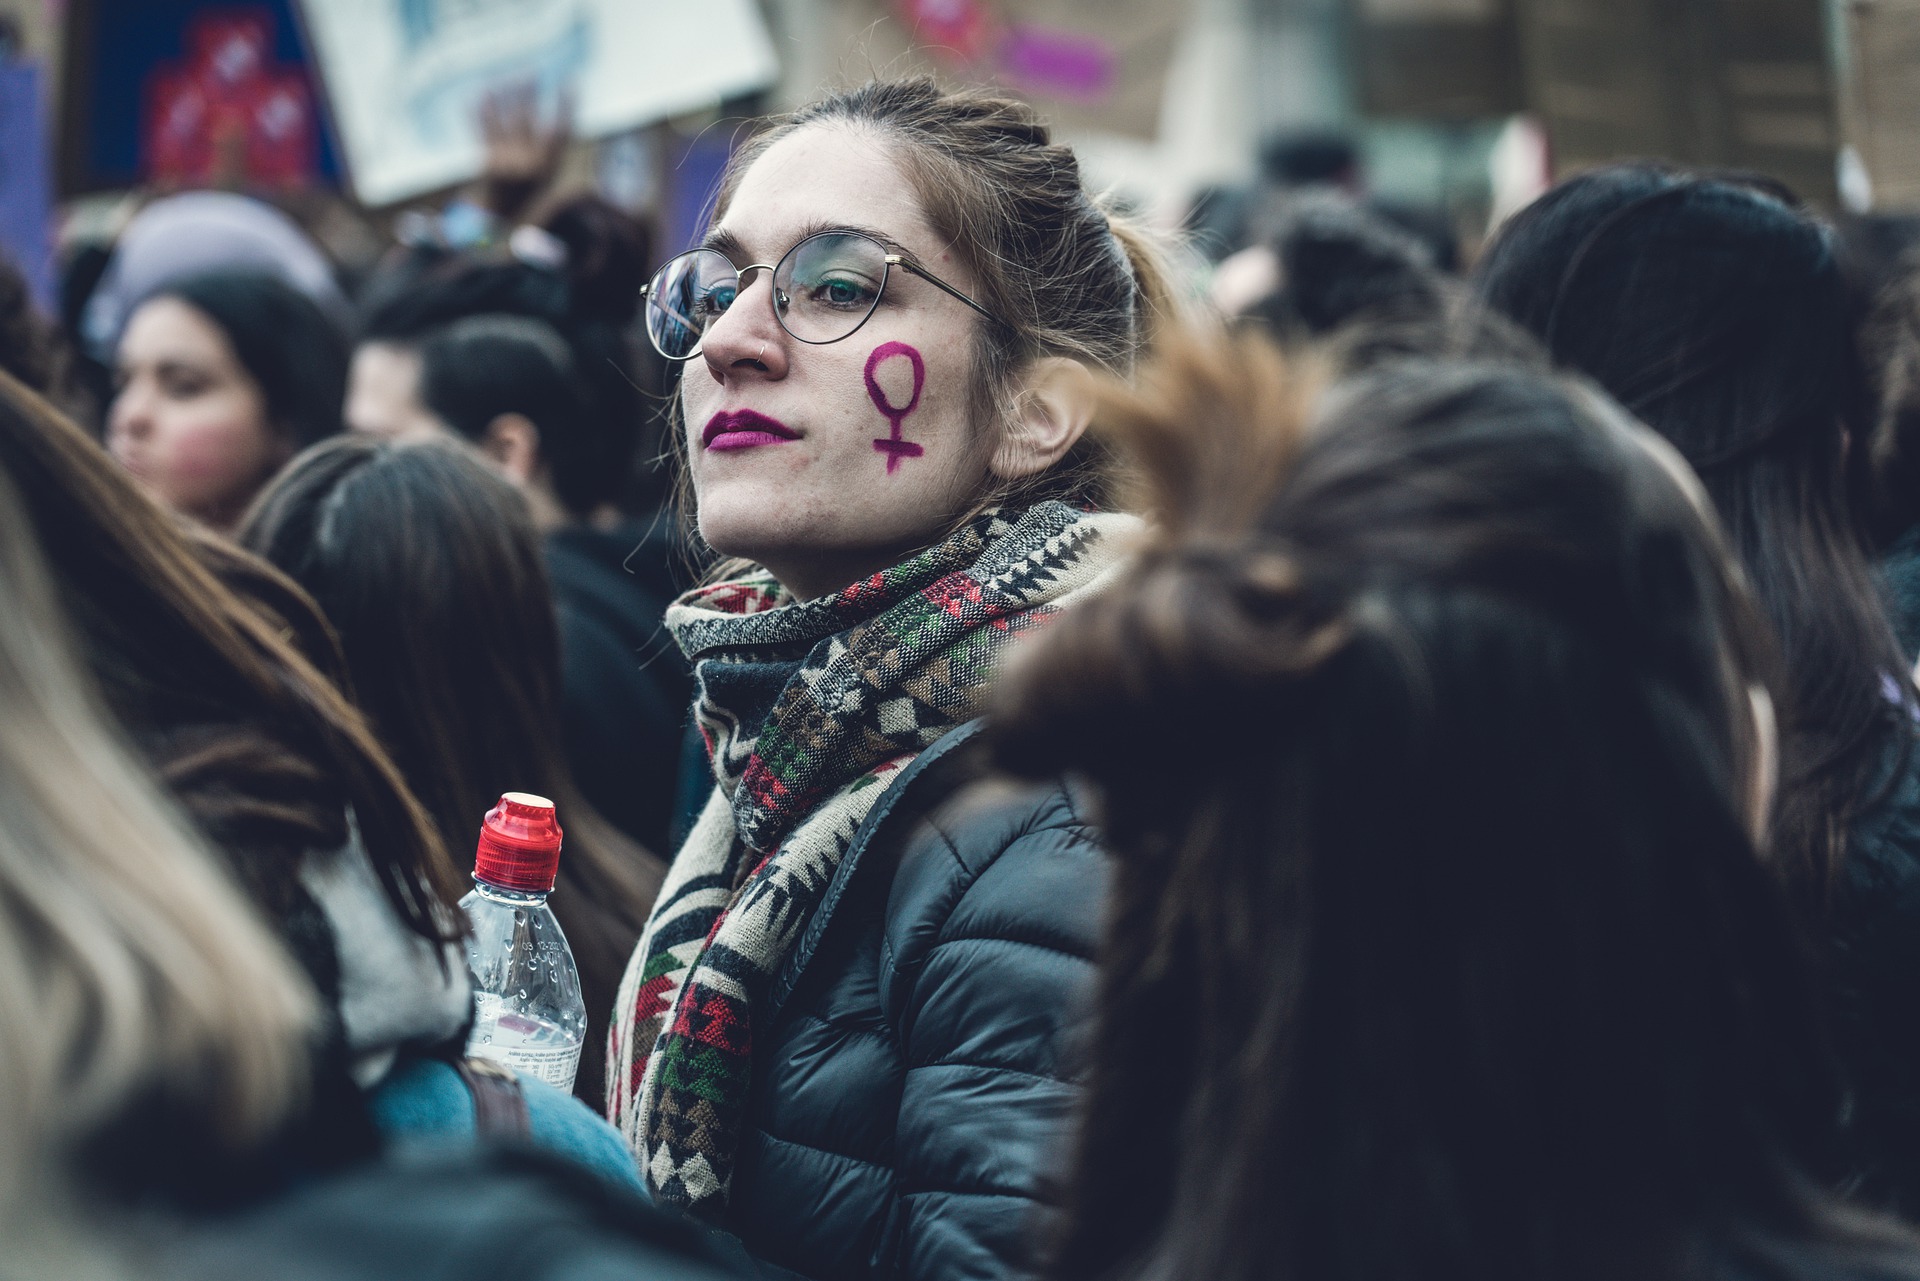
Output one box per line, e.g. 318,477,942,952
699,222,914,263
701,228,749,261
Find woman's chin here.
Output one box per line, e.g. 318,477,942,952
697,503,798,567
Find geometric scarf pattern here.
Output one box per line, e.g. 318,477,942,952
606,502,1136,1220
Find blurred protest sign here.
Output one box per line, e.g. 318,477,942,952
59,0,339,195
1515,0,1839,205
1355,0,1523,120
0,57,53,310
819,0,1194,139
295,0,778,207
146,11,318,187
1840,0,1920,210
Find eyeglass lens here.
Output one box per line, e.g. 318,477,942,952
643,232,891,361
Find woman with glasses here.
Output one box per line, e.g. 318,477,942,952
607,79,1176,1281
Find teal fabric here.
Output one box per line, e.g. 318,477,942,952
368,1056,644,1196
1877,524,1920,665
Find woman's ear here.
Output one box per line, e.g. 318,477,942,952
992,357,1099,482
479,412,542,486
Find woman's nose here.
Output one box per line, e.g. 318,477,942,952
107,382,153,446
700,272,789,382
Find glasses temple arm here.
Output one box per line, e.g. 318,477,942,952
890,257,1001,324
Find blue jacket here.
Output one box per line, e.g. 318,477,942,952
724,722,1108,1281
369,1055,645,1197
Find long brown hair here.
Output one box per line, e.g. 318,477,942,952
240,435,664,1106
0,458,313,1242
0,368,463,939
991,335,1903,1281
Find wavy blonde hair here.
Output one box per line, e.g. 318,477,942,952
0,462,314,1236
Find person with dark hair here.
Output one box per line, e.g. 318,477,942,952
1216,191,1451,362
1259,129,1361,190
1475,163,1920,1211
994,333,1920,1281
1860,253,1920,661
348,304,691,852
538,192,653,327
0,366,469,1209
0,251,77,409
107,269,348,530
415,313,624,521
0,444,317,1260
240,435,665,1113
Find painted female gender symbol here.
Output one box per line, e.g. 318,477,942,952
865,341,926,473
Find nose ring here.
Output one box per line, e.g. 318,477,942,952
758,341,768,363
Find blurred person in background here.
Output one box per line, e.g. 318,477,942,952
997,335,1920,1281
350,253,652,510
69,190,352,427
0,368,469,1206
1214,191,1452,367
0,415,738,1280
606,77,1176,1281
412,313,690,852
352,241,690,834
348,279,690,852
1476,164,1920,1212
0,250,88,422
77,190,350,360
108,270,348,531
1858,252,1920,664
241,435,665,1114
0,455,314,1274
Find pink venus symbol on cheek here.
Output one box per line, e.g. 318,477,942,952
865,341,926,474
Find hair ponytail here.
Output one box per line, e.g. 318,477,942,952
994,328,1331,792
1100,201,1187,365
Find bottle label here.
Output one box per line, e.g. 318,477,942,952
470,1038,584,1092
467,992,585,1093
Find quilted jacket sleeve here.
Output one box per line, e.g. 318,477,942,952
877,777,1108,1281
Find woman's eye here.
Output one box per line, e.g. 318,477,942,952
697,285,737,318
812,276,876,308
159,370,210,399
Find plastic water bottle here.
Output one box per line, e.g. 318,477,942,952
460,792,587,1093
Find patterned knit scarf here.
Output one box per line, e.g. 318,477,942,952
607,502,1135,1219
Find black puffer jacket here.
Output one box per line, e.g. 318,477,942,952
723,721,1107,1281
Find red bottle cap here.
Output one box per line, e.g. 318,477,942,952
473,792,564,893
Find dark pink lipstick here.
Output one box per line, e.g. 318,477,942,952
703,409,798,452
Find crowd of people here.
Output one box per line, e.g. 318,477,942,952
11,71,1920,1281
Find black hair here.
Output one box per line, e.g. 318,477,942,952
1474,163,1907,899
358,260,572,346
417,313,627,518
993,336,1908,1281
1243,192,1447,341
239,436,662,1106
357,258,659,514
539,193,652,327
1259,131,1360,188
154,270,348,452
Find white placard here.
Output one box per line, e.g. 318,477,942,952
297,0,778,206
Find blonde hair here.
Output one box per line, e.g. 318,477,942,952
0,462,314,1222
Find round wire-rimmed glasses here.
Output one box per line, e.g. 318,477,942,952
639,229,1001,362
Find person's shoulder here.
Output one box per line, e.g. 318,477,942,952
156,1145,748,1281
878,730,1106,981
868,723,1098,890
